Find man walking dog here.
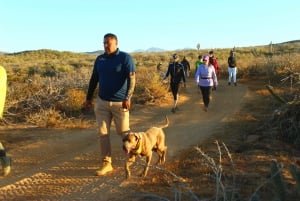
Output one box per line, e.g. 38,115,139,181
122,116,168,178
83,33,136,176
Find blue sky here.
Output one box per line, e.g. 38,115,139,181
1,0,299,53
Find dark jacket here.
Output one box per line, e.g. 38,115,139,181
164,62,186,84
228,56,236,67
181,58,190,72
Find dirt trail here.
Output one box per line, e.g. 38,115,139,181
0,78,248,200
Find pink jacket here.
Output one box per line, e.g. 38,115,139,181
195,64,218,87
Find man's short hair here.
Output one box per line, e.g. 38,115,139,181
172,53,179,59
104,33,118,40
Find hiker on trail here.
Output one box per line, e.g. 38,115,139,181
163,53,186,113
227,50,237,86
83,33,136,176
195,55,203,75
181,56,191,78
0,65,12,176
195,55,218,112
208,50,220,77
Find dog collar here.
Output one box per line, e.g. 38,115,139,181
134,133,143,154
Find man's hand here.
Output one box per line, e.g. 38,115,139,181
212,86,217,91
122,99,131,110
184,83,186,88
83,100,93,110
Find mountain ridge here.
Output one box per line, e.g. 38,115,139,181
1,40,299,55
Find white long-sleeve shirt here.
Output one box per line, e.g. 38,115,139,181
195,64,218,87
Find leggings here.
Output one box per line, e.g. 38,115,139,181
199,86,212,107
170,82,180,100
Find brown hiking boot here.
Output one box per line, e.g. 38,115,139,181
95,162,113,176
1,156,11,176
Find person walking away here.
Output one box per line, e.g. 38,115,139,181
0,65,11,176
195,55,218,112
228,50,237,86
163,53,186,113
195,55,203,75
83,33,136,176
208,50,220,77
181,56,190,78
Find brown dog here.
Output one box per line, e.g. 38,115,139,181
122,116,168,178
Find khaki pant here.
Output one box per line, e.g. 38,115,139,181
94,97,130,162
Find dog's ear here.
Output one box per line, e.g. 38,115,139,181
133,133,140,141
122,134,129,142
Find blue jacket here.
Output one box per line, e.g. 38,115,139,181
86,49,136,101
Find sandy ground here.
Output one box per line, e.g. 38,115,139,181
0,78,248,200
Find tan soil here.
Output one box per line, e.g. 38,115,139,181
0,78,299,200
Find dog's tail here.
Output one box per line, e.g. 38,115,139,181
160,115,169,129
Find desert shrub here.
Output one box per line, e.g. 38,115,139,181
55,64,74,73
1,43,300,128
270,99,300,148
41,65,57,78
5,80,64,122
26,108,64,128
25,107,92,128
133,66,168,104
277,104,300,147
27,66,41,77
266,66,300,148
61,89,86,116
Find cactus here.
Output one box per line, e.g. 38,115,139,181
270,160,286,201
288,164,300,192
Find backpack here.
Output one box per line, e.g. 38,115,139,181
209,56,220,74
228,56,236,67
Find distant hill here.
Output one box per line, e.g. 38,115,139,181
133,47,166,53
278,40,300,44
1,40,299,55
3,49,82,56
132,40,300,53
84,50,104,55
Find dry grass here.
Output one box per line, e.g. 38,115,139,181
1,44,300,131
130,80,300,201
133,66,169,104
1,44,300,200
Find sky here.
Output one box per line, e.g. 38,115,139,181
1,0,299,53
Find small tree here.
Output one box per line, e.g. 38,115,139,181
196,43,200,53
269,41,273,57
